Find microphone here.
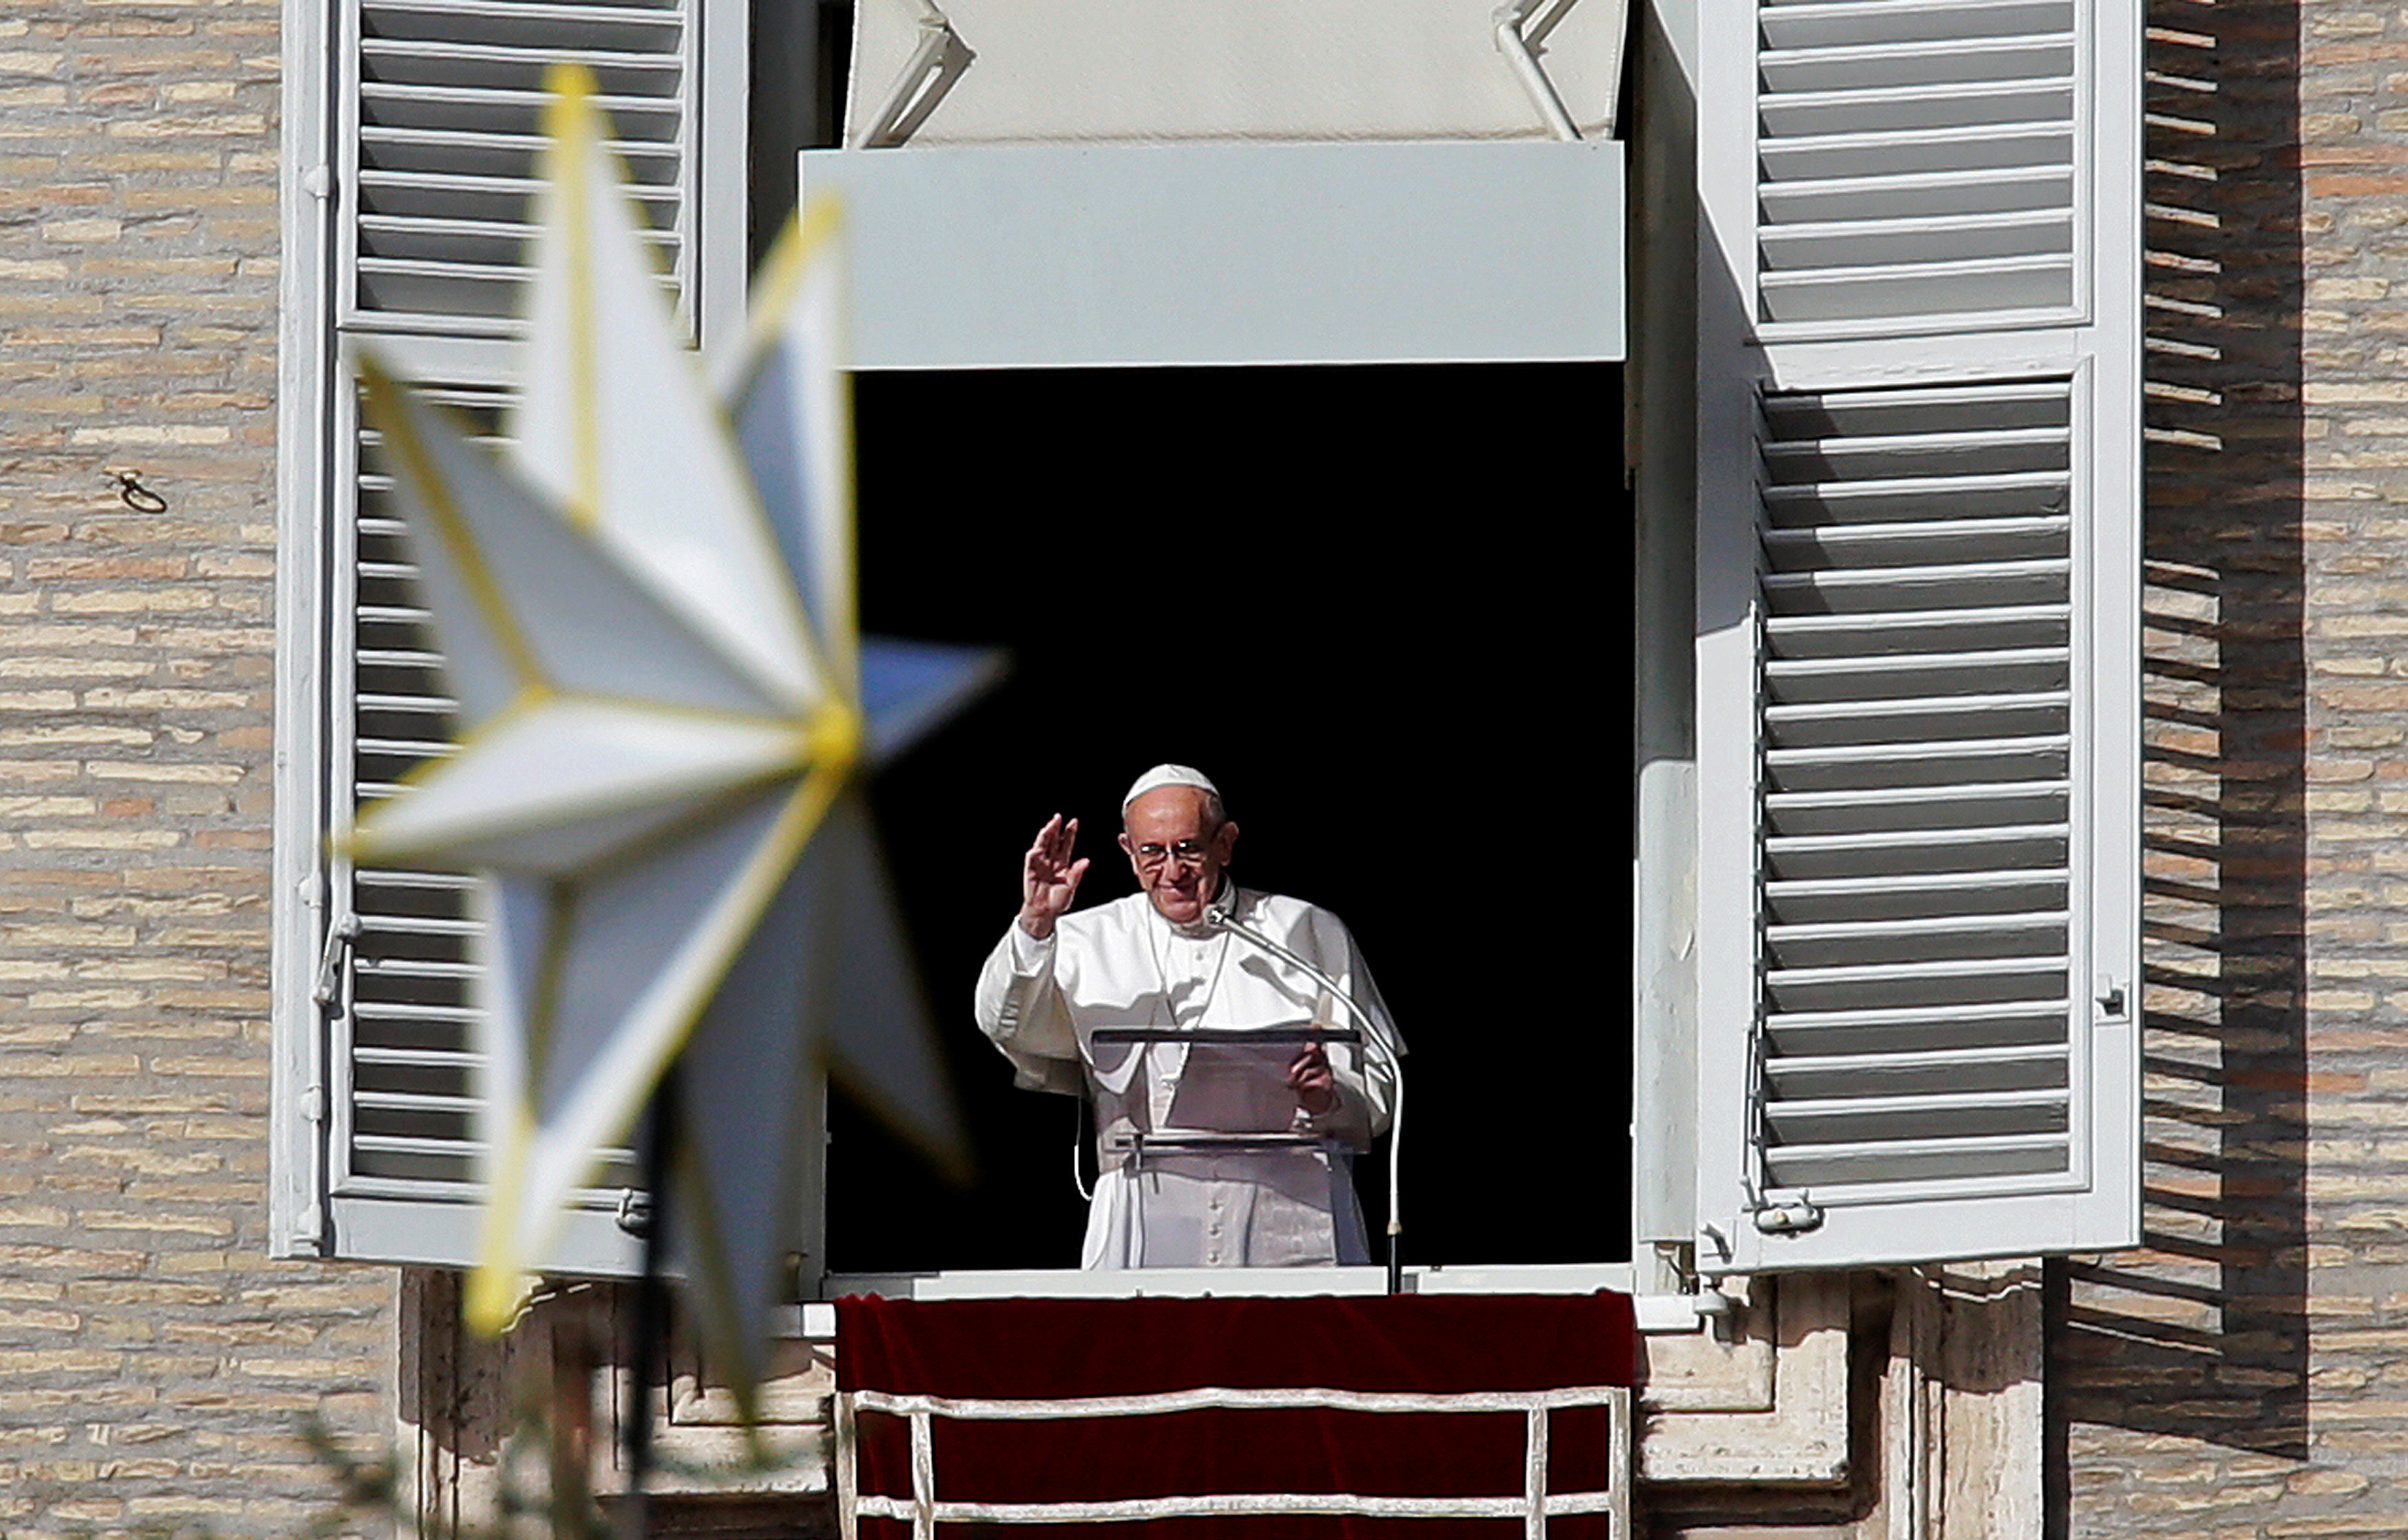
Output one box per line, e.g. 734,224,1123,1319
1205,904,1409,1294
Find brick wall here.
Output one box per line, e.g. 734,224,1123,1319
2061,0,2408,1534
0,6,390,1537
4,0,2396,1536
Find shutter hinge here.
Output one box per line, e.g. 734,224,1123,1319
301,164,334,200
1697,1223,1731,1266
1689,1286,1739,1342
2096,975,2129,1017
1752,1197,1824,1236
616,1188,654,1237
312,913,361,1008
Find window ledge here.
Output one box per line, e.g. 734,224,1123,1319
809,1264,1706,1334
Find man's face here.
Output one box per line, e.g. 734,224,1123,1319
1119,785,1240,926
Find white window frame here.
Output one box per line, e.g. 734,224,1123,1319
276,0,2140,1300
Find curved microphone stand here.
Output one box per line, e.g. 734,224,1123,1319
1205,908,1409,1293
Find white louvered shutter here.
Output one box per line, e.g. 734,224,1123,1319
1689,0,2138,1272
1753,0,2083,333
342,0,742,337
275,0,746,1270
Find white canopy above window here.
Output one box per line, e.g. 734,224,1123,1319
814,0,1629,371
846,0,1627,148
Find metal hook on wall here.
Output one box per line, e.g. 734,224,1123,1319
104,468,166,514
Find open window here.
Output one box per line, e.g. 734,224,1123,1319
831,360,1635,1275
274,0,2141,1295
809,0,1639,1275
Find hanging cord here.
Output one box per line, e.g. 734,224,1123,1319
1071,1091,1095,1203
617,1073,677,1540
1379,1041,1405,1289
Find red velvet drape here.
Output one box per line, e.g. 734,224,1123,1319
837,1291,1636,1538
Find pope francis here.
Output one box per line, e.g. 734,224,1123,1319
974,766,1404,1268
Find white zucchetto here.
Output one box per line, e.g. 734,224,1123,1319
1121,763,1219,811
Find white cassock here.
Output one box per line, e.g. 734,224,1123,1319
975,885,1404,1268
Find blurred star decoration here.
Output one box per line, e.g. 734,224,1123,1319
345,65,991,1416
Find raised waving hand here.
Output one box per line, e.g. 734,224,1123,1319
1016,813,1089,940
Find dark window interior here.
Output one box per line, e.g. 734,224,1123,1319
835,361,1635,1274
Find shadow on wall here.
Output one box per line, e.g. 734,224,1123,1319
2052,0,2310,1476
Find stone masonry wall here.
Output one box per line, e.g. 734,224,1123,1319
0,5,391,1537
2061,0,2408,1534
4,0,2400,1536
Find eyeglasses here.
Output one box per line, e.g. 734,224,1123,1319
1129,837,1213,871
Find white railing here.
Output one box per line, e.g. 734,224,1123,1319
837,1380,1631,1539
